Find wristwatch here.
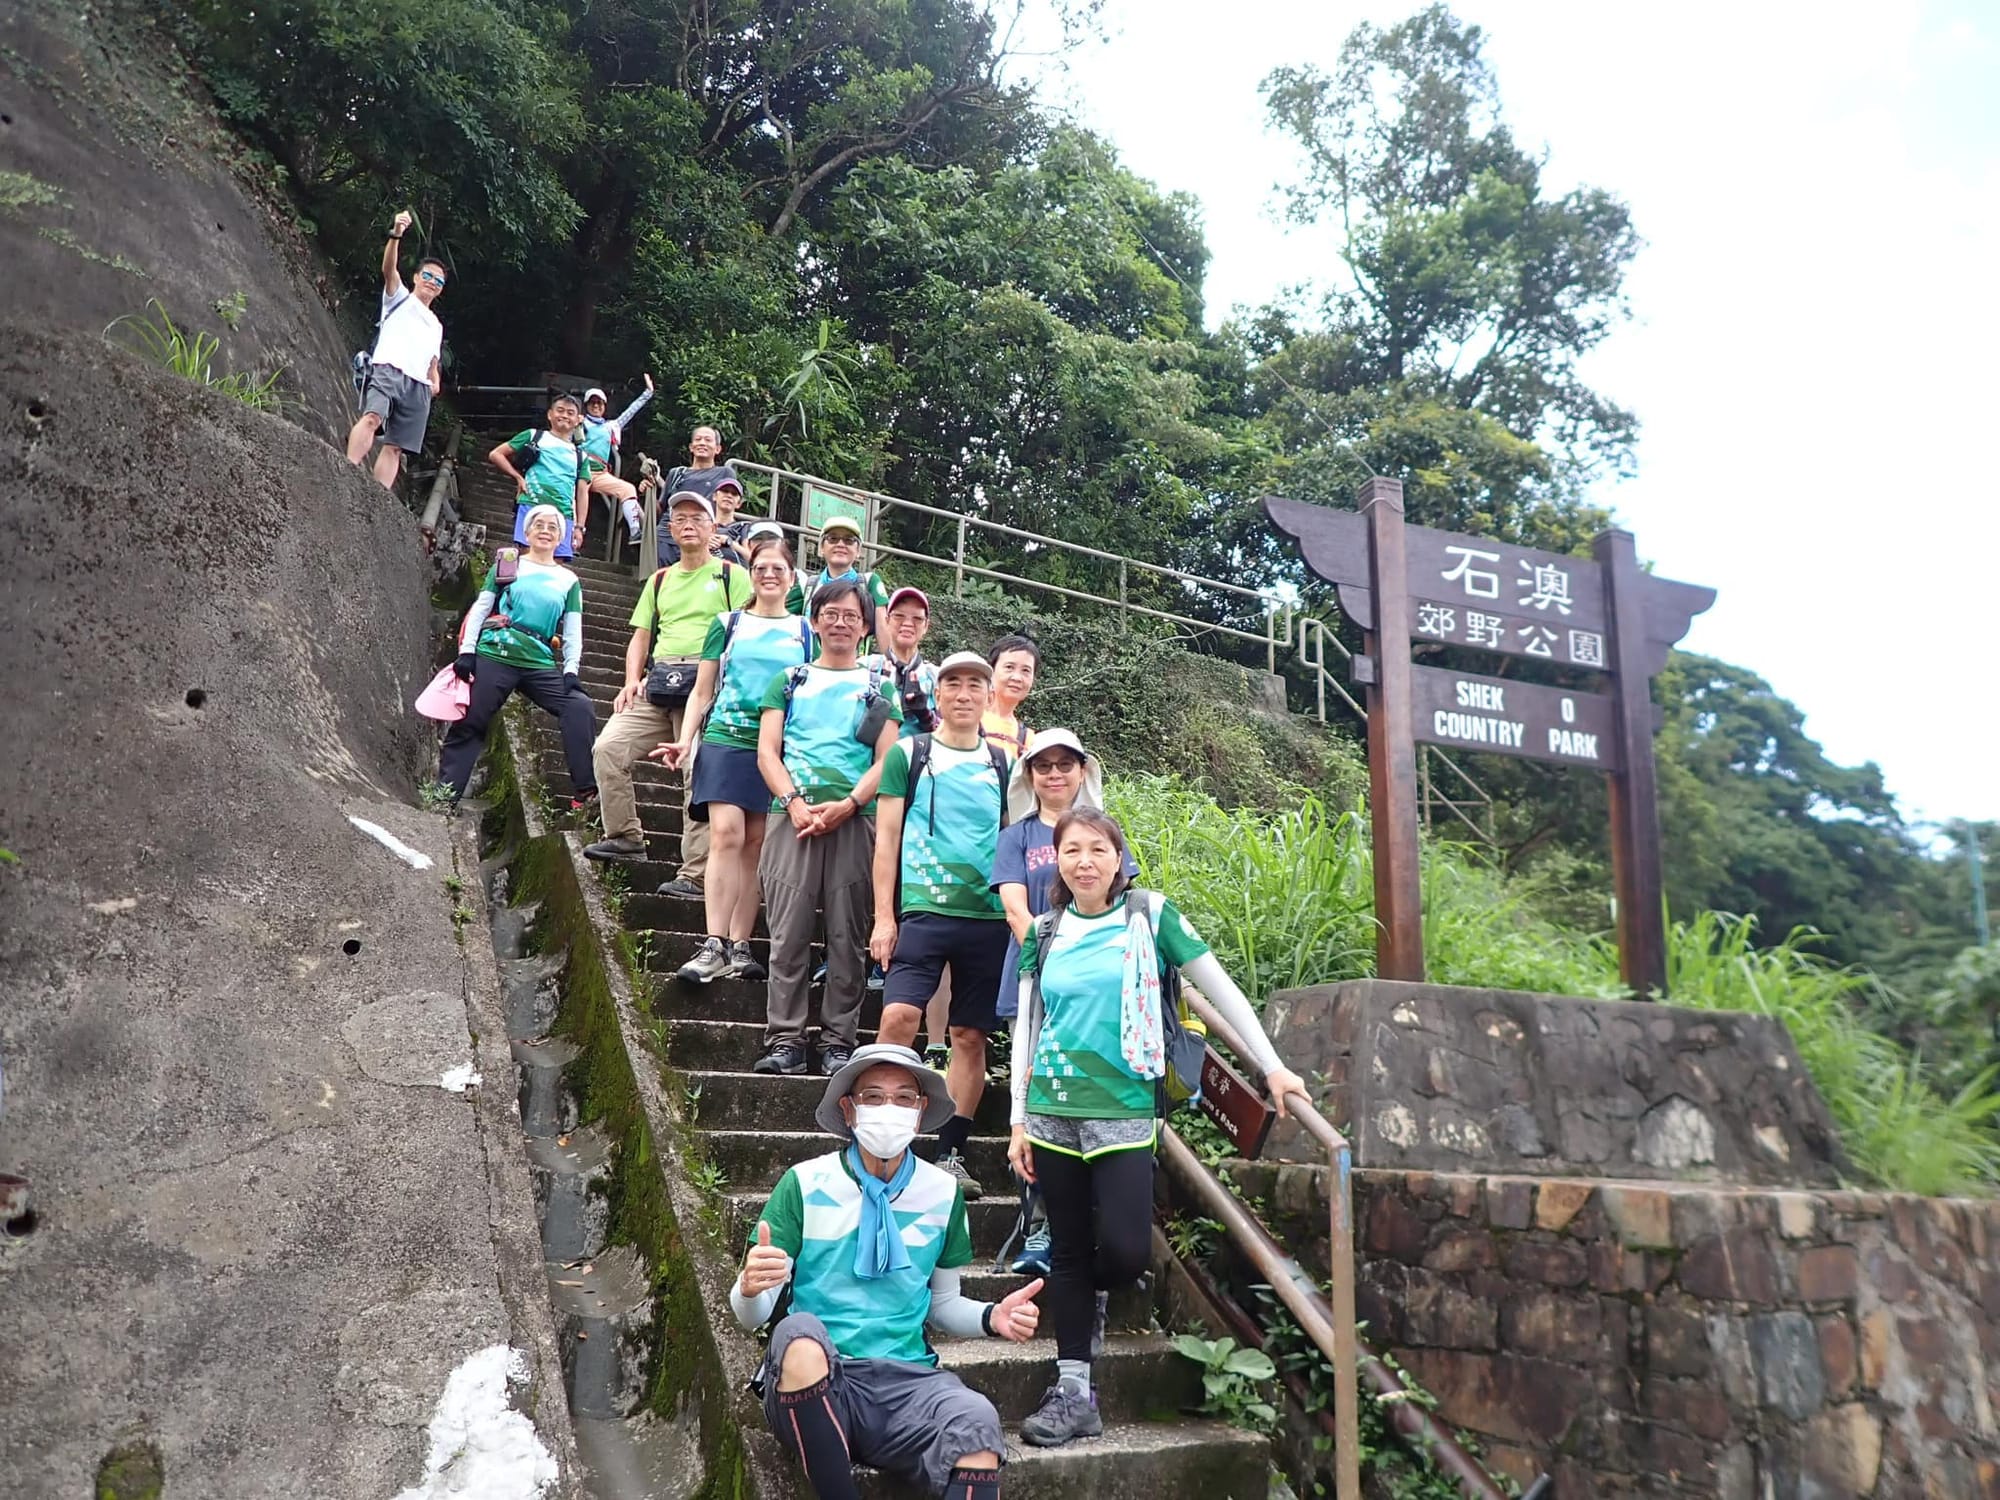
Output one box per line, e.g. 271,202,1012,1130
778,792,801,809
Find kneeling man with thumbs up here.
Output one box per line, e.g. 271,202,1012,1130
731,1042,1042,1500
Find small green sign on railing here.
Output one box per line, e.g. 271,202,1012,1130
803,483,867,536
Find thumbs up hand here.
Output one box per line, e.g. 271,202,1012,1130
740,1219,792,1298
990,1278,1043,1343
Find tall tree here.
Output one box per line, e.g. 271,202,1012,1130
1261,4,1641,479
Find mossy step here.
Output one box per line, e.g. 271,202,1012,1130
855,1419,1266,1500
651,984,891,1029
658,1019,884,1071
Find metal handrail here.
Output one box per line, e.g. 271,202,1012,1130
626,456,1498,845
1174,992,1519,1500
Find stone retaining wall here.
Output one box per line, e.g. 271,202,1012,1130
1226,1161,2000,1497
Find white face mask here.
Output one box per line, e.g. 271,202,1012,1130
850,1103,921,1159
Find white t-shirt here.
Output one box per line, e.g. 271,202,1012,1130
373,289,443,383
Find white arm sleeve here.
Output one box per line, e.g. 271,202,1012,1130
1009,974,1039,1126
727,1256,791,1332
1182,951,1285,1077
561,610,584,675
925,1265,991,1339
459,590,496,648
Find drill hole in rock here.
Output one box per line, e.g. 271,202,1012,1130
26,401,46,421
184,688,207,709
342,938,362,956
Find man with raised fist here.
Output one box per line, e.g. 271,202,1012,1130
729,1043,1041,1500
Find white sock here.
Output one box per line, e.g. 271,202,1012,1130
621,497,642,535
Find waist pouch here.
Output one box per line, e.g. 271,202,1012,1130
647,655,700,706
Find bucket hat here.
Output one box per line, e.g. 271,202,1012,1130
1005,727,1105,826
815,1043,955,1140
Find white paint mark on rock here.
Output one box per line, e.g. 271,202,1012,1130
348,816,434,870
1374,1102,1419,1148
1753,1124,1791,1161
88,896,138,915
439,1064,482,1093
1429,1111,1492,1157
1391,1002,1421,1026
391,1344,556,1500
1634,1096,1716,1169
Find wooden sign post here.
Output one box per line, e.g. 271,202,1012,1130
1265,484,1714,998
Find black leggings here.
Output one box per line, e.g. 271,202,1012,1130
438,659,597,798
1032,1142,1154,1363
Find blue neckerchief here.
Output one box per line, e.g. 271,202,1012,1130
847,1142,916,1280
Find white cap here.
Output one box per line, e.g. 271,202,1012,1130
583,387,608,403
1006,727,1105,824
935,650,994,682
666,489,715,519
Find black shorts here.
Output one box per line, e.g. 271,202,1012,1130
881,912,1009,1032
360,362,433,452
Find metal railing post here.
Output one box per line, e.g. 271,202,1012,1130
1118,559,1129,632
637,484,657,580
954,516,967,598
418,422,463,541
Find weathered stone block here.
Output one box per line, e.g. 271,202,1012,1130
1502,1289,1604,1360
1642,1375,1735,1440
1858,1308,1891,1391
1536,1181,1593,1232
1748,1311,1826,1420
1423,1227,1496,1272
1679,1228,1783,1305
1796,1244,1860,1303
1402,1269,1498,1351
1262,979,1844,1183
1365,1192,1428,1262
1818,1315,1857,1396
1505,1238,1590,1288
1398,1348,1592,1447
1487,1178,1534,1230
1647,1301,1712,1377
1600,1185,1675,1249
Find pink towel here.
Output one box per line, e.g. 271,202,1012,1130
414,665,471,721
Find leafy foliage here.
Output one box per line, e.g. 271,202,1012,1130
105,299,286,411
1168,1333,1278,1433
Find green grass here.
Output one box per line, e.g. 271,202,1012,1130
1110,771,2000,1196
105,299,283,410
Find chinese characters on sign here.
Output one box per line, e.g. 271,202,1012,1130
1411,598,1607,669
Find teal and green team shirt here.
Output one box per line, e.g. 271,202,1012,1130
759,664,901,808
753,1151,972,1365
475,559,581,671
878,740,1006,919
700,612,813,752
1019,895,1211,1120
507,430,602,517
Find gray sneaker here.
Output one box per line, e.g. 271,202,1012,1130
725,941,766,981
936,1148,983,1200
1020,1383,1102,1447
583,834,647,862
677,936,730,984
655,876,702,898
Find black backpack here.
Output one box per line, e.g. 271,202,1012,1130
903,733,1011,834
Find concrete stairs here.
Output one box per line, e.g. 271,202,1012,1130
457,460,1273,1497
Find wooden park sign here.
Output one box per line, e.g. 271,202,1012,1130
1266,479,1714,997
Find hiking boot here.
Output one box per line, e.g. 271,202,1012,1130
725,941,766,982
1009,1221,1051,1277
753,1040,809,1076
1020,1383,1102,1447
924,1044,951,1073
1091,1289,1109,1360
677,937,730,985
655,876,702,899
583,834,647,862
811,961,828,986
936,1149,983,1200
569,788,600,814
816,1041,854,1077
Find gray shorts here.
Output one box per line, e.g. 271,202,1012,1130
1025,1113,1157,1159
361,362,432,452
761,1312,1003,1496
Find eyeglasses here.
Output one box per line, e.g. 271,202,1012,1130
418,271,446,287
853,1089,925,1110
816,609,865,625
751,564,790,578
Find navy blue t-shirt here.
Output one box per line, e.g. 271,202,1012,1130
990,816,1141,1018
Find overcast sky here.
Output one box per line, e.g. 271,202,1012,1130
1013,0,1999,828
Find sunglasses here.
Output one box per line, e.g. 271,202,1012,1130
418,270,446,287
